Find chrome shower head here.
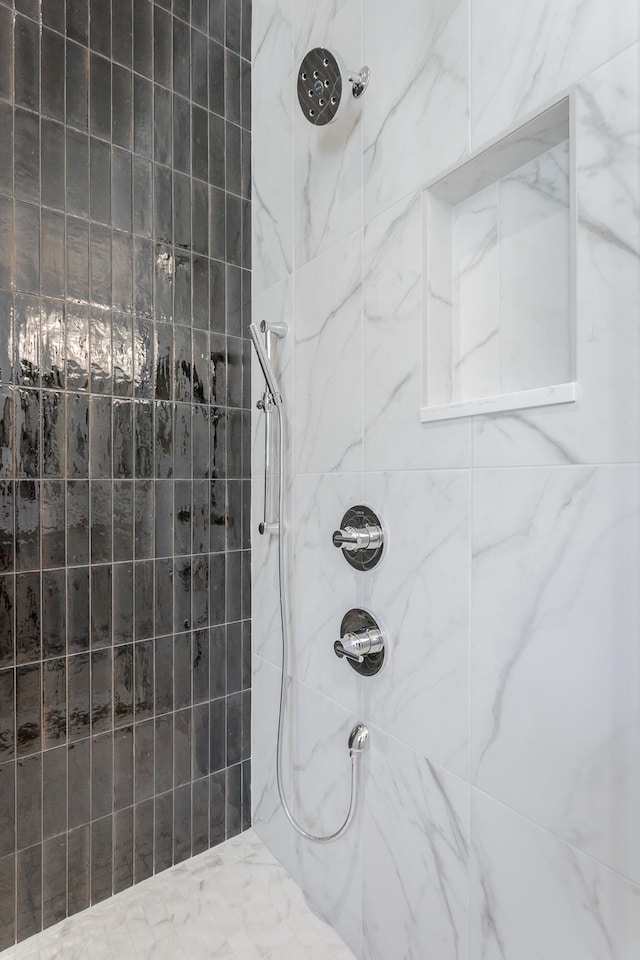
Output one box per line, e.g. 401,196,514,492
250,323,283,407
297,48,370,125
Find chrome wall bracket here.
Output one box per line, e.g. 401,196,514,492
334,608,385,677
332,505,384,571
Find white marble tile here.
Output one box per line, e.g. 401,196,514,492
293,232,363,475
292,682,364,958
363,729,469,960
364,0,469,223
251,655,296,878
363,192,471,471
472,43,640,466
452,181,499,401
425,190,455,408
469,790,640,959
472,465,640,883
292,472,364,711
293,0,363,267
363,470,471,779
499,139,571,393
252,0,294,295
470,0,640,147
0,831,356,960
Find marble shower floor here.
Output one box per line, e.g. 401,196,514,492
0,831,356,960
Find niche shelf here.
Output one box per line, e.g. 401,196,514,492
421,97,576,423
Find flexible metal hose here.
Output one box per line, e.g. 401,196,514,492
273,402,361,843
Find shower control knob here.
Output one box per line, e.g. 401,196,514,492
332,524,383,552
334,627,384,664
332,506,385,571
335,608,386,677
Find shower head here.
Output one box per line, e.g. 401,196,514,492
250,323,283,407
297,48,370,125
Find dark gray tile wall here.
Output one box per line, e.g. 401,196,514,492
0,0,252,946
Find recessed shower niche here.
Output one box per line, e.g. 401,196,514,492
421,97,576,422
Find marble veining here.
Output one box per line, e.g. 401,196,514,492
0,831,356,960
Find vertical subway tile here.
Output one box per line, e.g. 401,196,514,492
66,41,89,132
113,807,133,894
134,75,153,158
66,480,89,565
0,762,15,857
173,782,192,864
154,557,174,638
91,480,113,563
67,570,90,654
0,481,14,574
67,0,89,45
210,768,225,846
134,639,154,720
155,713,173,795
15,571,40,664
209,696,225,773
67,651,90,739
91,566,113,649
43,658,66,748
154,791,173,873
113,564,134,645
43,746,67,840
16,391,40,479
111,0,133,68
91,731,113,819
14,14,40,112
41,30,65,122
17,842,41,941
0,577,14,667
17,753,42,850
91,648,112,734
0,6,13,105
42,570,66,660
134,718,154,802
174,707,191,787
112,65,133,151
90,0,111,57
91,816,113,904
192,775,209,855
113,643,134,726
0,203,11,293
16,662,41,756
112,480,133,561
67,739,90,829
113,724,133,809
134,800,153,883
0,669,15,762
42,834,67,929
226,762,241,839
67,825,90,914
90,313,112,396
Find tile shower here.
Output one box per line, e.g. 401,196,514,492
251,0,640,958
0,0,252,948
0,0,639,958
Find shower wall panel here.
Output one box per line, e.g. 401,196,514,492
0,0,252,947
251,0,640,957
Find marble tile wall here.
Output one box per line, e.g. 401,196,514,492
0,0,252,948
251,1,640,957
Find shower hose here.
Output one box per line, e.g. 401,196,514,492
273,402,362,843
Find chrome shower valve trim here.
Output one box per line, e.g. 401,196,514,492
335,609,386,677
332,523,383,552
333,505,385,570
334,627,384,664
